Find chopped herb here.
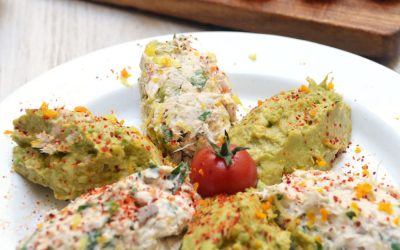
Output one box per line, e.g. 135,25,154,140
198,111,211,121
149,163,158,169
20,231,37,250
316,241,323,250
167,162,189,193
190,69,208,89
77,203,92,212
161,125,173,143
121,138,129,146
209,131,249,166
392,243,400,250
86,230,101,250
105,201,119,215
346,211,356,220
276,193,284,200
103,241,114,248
131,187,138,194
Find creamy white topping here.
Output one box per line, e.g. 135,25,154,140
139,36,238,162
259,170,400,250
18,166,195,250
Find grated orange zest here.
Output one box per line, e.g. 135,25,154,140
306,211,316,226
355,182,373,199
74,106,89,113
255,211,266,220
299,85,310,93
43,109,58,119
316,158,327,167
378,202,393,215
320,208,329,222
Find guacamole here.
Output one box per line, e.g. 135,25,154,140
229,77,351,185
12,104,163,200
181,192,291,250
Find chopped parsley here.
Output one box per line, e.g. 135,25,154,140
161,125,173,143
392,243,400,250
190,69,208,89
198,111,211,121
77,203,93,212
276,193,284,200
167,162,189,193
149,163,158,169
86,230,101,250
346,211,356,220
105,201,120,215
316,241,323,250
131,187,138,194
20,231,37,250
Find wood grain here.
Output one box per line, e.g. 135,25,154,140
0,0,399,102
94,0,400,58
0,0,206,101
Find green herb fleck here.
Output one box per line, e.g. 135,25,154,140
161,125,173,143
103,241,115,248
316,241,323,250
105,201,119,215
20,231,37,250
131,187,138,194
86,230,101,250
392,243,400,250
346,211,356,220
149,163,158,169
198,111,211,122
77,203,92,212
167,162,190,193
276,193,284,200
190,69,208,89
121,138,129,146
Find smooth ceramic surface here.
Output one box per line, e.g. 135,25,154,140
1,32,400,248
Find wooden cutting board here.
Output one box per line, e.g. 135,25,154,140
92,0,400,59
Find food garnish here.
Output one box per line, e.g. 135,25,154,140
190,131,257,197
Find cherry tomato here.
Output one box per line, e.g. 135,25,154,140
190,134,257,197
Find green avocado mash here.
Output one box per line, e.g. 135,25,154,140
12,105,163,199
229,77,351,185
181,192,291,250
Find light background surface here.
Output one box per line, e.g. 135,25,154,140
0,0,211,100
1,0,399,101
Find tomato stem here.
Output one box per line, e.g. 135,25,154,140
209,131,249,166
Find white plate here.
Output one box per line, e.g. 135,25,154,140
1,31,400,248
